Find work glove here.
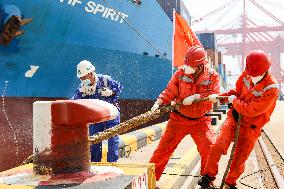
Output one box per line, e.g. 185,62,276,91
183,94,200,105
151,99,163,112
228,95,236,104
227,96,239,122
101,88,113,97
208,94,219,103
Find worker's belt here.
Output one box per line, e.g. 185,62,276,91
228,103,239,122
172,109,208,120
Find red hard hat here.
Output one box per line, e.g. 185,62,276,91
245,50,271,77
184,46,207,66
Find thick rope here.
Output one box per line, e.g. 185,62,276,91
89,96,228,145
220,114,243,188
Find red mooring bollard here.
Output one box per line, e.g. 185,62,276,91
32,99,118,175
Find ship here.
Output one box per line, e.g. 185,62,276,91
0,0,173,172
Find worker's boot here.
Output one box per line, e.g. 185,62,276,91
198,174,215,189
222,183,238,189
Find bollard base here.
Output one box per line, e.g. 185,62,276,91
0,162,155,189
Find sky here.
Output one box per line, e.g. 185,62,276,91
182,0,284,90
183,0,284,31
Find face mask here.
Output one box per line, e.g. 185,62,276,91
183,65,196,74
82,79,91,86
251,75,264,85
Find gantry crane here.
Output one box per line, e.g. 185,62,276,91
193,0,284,87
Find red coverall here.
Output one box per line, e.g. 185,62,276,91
203,72,279,185
149,66,220,180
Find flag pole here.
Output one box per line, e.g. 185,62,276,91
172,8,176,76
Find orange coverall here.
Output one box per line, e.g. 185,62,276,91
149,66,220,180
203,72,279,185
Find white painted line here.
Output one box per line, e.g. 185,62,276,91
180,159,201,189
251,150,265,189
259,137,284,189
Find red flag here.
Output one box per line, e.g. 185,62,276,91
172,10,202,67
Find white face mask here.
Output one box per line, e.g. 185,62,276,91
183,65,196,74
81,79,91,86
251,75,264,85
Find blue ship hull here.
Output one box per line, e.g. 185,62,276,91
0,0,173,171
0,0,172,99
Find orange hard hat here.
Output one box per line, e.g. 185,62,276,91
245,50,271,77
184,46,207,66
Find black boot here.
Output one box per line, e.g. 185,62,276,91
223,183,238,189
198,174,215,189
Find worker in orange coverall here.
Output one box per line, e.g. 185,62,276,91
149,46,220,181
198,50,279,189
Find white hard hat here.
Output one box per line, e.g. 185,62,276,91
77,60,95,78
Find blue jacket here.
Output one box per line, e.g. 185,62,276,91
71,74,123,112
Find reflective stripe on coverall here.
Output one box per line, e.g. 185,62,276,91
150,66,220,180
203,72,279,186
